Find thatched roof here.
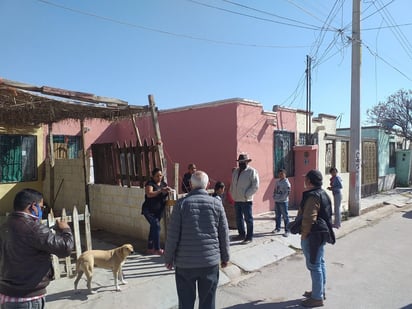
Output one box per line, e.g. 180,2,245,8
0,78,151,126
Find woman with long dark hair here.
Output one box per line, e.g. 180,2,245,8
142,168,171,255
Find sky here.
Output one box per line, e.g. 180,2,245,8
1,0,411,128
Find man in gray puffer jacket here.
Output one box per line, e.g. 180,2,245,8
165,170,230,309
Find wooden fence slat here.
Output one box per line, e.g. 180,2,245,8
143,139,150,182
135,142,144,187
123,141,131,188
84,205,92,251
61,209,72,277
150,138,157,172
92,137,166,188
48,209,61,279
41,206,90,279
72,206,82,260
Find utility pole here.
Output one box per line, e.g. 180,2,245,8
349,0,361,216
305,55,312,145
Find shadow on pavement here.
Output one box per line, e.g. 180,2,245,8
222,298,303,308
402,210,412,219
46,289,91,303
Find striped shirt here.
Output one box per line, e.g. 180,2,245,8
0,293,45,304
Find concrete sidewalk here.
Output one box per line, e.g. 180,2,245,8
45,188,412,309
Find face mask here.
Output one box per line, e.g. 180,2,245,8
31,203,43,220
239,162,247,170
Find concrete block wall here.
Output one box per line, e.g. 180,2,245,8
89,184,156,242
43,159,86,212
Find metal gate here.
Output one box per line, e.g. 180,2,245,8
361,140,378,197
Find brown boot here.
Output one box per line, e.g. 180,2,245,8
301,298,324,307
303,291,326,300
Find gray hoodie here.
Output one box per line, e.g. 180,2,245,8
273,178,291,203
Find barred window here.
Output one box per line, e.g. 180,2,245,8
52,135,82,159
0,135,37,183
274,131,295,177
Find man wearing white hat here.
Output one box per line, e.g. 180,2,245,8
230,153,259,244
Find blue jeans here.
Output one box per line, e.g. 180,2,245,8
333,192,342,227
301,238,326,301
1,297,45,309
275,202,290,231
234,202,253,240
143,211,161,250
175,265,219,309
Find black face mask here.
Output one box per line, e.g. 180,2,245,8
239,162,247,170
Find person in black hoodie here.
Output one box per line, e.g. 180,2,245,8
298,170,335,308
0,188,73,308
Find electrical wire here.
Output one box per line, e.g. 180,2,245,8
188,0,328,31
374,0,412,60
363,41,412,82
35,0,309,49
219,0,328,30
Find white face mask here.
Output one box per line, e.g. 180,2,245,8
303,178,309,189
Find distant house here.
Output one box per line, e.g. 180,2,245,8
337,126,410,194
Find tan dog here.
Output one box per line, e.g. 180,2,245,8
74,244,134,293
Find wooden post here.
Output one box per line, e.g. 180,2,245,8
80,120,90,208
148,95,165,172
48,123,55,208
174,163,179,194
129,112,142,147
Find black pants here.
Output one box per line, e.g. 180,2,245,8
175,265,219,309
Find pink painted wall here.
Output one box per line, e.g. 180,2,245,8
276,107,297,132
43,119,117,158
114,103,239,198
48,100,305,215
293,145,319,206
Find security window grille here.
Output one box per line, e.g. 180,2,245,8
274,131,295,177
0,135,37,183
52,135,82,159
325,142,335,174
341,141,349,172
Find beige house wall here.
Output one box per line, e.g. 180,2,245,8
42,159,151,242
43,158,86,212
0,125,44,214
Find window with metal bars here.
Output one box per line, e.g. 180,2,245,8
0,135,37,183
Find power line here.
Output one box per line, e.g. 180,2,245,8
374,0,412,60
363,41,412,82
188,0,328,31
35,0,309,49
219,0,329,30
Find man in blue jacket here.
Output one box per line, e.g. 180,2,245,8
165,170,230,309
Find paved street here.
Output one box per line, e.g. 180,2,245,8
215,204,412,309
44,193,412,309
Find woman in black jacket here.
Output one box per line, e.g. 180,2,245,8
142,168,171,255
